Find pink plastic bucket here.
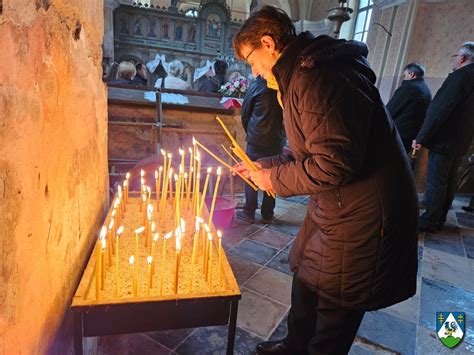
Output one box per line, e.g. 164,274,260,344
205,196,238,229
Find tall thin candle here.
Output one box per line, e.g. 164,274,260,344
115,226,124,297
208,167,222,227
160,231,173,295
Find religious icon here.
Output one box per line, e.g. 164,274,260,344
134,18,142,36
187,24,196,42
120,16,129,34
162,22,169,39
175,25,183,41
206,13,221,37
148,19,156,37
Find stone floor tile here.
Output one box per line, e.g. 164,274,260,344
245,267,292,305
456,211,474,221
424,237,466,257
98,333,172,355
422,248,474,291
248,227,293,250
269,312,288,341
267,218,301,236
383,295,420,325
266,251,292,275
144,328,196,351
457,217,474,229
237,288,289,339
416,325,474,354
463,234,474,248
357,311,416,355
175,325,263,355
229,239,279,266
226,254,262,285
283,241,293,252
426,226,462,244
224,218,261,244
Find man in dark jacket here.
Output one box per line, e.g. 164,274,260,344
199,60,228,93
386,62,432,152
234,6,418,354
237,75,284,223
413,42,474,233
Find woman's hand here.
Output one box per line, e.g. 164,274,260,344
232,161,262,178
249,168,273,191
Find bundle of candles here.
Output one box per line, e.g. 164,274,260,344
93,143,233,300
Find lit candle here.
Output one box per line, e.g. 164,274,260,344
192,138,197,210
173,173,179,223
174,228,182,294
134,226,145,261
123,180,128,205
179,148,185,173
161,149,167,171
125,172,130,202
118,185,125,213
208,232,213,289
101,237,107,290
149,221,156,254
111,209,117,230
107,219,114,264
199,167,212,216
147,256,153,295
184,172,189,202
145,204,153,248
190,217,203,292
217,230,223,288
187,147,193,202
208,167,222,227
168,169,174,203
96,226,107,299
151,232,159,275
156,166,163,208
115,225,124,297
129,256,137,297
160,231,173,295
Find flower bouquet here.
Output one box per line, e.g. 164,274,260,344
219,76,249,98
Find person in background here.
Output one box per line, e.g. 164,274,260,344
199,60,228,93
233,6,418,354
133,62,148,86
104,62,119,82
236,75,284,224
154,60,192,91
386,62,432,153
413,42,474,233
109,61,136,85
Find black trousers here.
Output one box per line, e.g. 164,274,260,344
284,276,365,355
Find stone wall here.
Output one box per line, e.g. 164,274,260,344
0,0,108,353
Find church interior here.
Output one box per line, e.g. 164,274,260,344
1,0,474,354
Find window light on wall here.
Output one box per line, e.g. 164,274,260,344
353,0,373,42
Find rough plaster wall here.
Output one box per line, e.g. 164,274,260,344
406,1,474,94
0,0,108,353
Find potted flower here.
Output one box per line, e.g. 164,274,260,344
219,76,249,98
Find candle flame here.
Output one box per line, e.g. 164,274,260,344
179,148,184,156
123,180,127,187
146,186,151,194
114,198,119,208
155,170,158,179
116,225,124,236
142,194,147,202
184,172,188,179
176,233,181,251
126,172,130,180
197,173,201,179
147,256,153,264
118,184,122,194
108,219,114,230
100,226,107,240
174,174,178,182
179,165,184,174
207,167,212,174
101,238,107,250
217,167,222,175
153,232,159,242
180,218,185,233
208,232,213,241
151,221,156,232
196,216,204,224
140,169,145,177
204,223,211,233
129,255,135,265
195,219,201,231
188,147,192,154
161,148,166,156
135,226,145,234
192,136,196,145
217,230,222,239
167,153,172,159
111,209,116,217
147,204,153,219
168,168,173,178
164,231,173,240
159,166,163,172
195,150,200,160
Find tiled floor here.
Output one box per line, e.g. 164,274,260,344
95,194,474,354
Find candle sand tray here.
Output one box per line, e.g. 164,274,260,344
71,194,241,355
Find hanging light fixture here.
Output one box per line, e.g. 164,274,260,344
326,0,354,38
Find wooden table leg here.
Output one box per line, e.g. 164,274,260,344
226,300,239,355
73,312,83,355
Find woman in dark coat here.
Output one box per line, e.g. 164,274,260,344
233,6,419,355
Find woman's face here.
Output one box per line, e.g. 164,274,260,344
240,36,279,80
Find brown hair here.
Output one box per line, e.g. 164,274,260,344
233,6,296,60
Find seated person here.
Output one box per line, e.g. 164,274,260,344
109,61,137,85
199,60,228,93
154,60,192,91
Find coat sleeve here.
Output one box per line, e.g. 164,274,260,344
269,85,373,197
416,71,468,145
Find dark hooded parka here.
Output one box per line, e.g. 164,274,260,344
259,33,419,311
